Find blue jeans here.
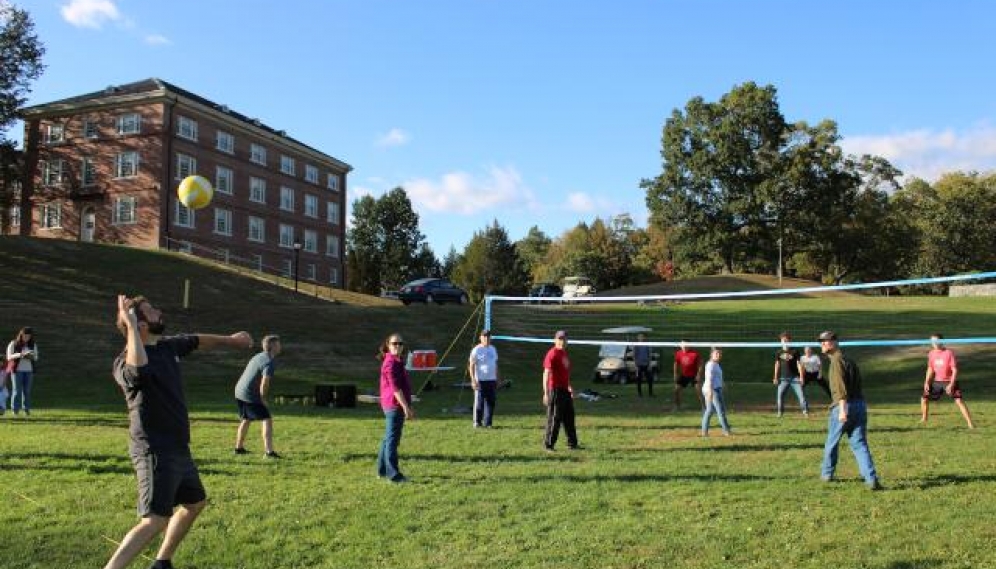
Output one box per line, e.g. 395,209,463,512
821,399,878,486
777,377,808,415
474,381,497,427
701,388,731,434
376,409,405,481
11,371,33,413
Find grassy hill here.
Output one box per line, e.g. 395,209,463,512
604,274,854,297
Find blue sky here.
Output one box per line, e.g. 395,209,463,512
10,0,996,255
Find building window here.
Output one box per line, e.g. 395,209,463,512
279,224,294,248
174,200,194,228
115,152,139,178
329,267,339,285
327,173,339,191
249,177,266,203
215,166,233,195
248,216,265,242
40,203,61,229
10,206,20,226
280,155,295,176
117,113,141,135
42,160,64,186
253,254,263,271
176,116,198,141
45,124,65,144
326,234,340,258
303,229,317,253
282,259,293,277
326,201,340,224
217,248,230,263
214,208,232,236
305,164,319,184
178,241,192,254
306,263,317,280
250,143,267,166
83,119,99,139
216,130,234,154
176,153,196,179
112,196,137,225
304,194,318,218
280,187,294,211
81,157,97,186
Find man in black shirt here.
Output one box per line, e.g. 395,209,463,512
105,295,252,569
773,332,808,417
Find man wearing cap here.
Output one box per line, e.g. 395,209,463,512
468,329,499,428
818,331,881,490
542,330,579,451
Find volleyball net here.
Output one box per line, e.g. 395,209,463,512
484,272,996,349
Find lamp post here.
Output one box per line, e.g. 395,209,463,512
293,240,302,292
777,236,783,287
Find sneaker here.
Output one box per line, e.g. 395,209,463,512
867,480,884,491
149,559,175,569
544,445,555,453
389,475,408,484
265,451,281,459
568,444,583,451
234,447,248,455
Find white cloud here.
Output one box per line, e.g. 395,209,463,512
565,191,622,215
376,128,411,148
567,192,595,213
60,0,120,29
404,165,538,215
843,124,996,181
144,34,171,46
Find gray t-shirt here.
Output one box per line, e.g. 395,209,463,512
235,352,274,403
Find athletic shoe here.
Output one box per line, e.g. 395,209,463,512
148,559,174,569
544,445,555,453
234,447,248,455
389,476,408,484
568,445,583,451
265,451,281,459
867,480,884,491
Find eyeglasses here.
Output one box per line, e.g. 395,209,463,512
390,341,405,346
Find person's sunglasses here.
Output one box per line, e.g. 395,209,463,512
390,341,405,346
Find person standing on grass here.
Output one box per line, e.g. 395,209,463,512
818,330,881,491
6,326,38,416
800,345,831,399
107,295,252,569
701,347,731,436
543,330,579,451
774,332,808,418
921,333,975,429
468,329,499,428
234,335,282,457
377,333,415,483
672,340,703,411
633,333,653,397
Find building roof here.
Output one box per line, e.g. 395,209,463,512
20,78,352,172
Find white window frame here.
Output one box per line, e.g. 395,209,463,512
248,216,266,243
282,259,293,277
174,200,195,228
280,155,296,176
326,201,340,224
81,157,97,187
305,164,319,184
279,224,295,248
253,254,263,271
176,116,198,141
176,153,196,180
217,248,230,263
115,152,139,179
304,194,318,218
215,166,233,195
112,196,137,225
327,173,339,191
213,208,232,236
250,143,267,166
10,206,20,227
40,203,61,229
329,267,339,285
249,177,266,204
326,234,340,258
42,160,64,186
117,113,141,135
280,186,295,212
303,229,317,253
216,130,235,154
178,241,193,254
45,124,65,144
306,263,317,280
83,119,99,139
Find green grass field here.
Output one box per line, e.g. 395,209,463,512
2,237,995,568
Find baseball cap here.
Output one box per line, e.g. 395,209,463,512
554,330,567,339
480,329,490,336
818,330,837,341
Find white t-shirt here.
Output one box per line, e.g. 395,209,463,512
469,345,498,381
703,360,723,393
800,354,821,374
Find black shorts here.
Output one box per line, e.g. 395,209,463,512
675,375,696,388
924,381,963,401
237,399,272,420
131,448,206,517
803,371,821,383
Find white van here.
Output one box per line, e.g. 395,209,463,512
562,276,596,298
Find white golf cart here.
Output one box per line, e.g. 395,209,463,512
562,276,596,299
593,326,659,383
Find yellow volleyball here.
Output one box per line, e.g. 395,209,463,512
177,175,214,210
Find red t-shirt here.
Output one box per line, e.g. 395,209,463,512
544,347,571,390
928,348,956,381
674,349,701,378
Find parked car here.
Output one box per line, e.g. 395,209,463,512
399,278,470,305
562,276,596,299
593,326,659,383
529,283,563,300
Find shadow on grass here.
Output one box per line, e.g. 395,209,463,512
620,442,826,453
463,473,787,484
4,416,129,428
882,559,943,569
339,451,581,464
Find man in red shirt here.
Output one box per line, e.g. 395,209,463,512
672,340,704,411
921,333,975,429
543,330,579,451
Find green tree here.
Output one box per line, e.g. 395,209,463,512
0,1,44,142
514,225,551,283
441,246,461,278
452,220,528,302
345,195,381,294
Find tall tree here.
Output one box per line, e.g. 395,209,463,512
514,225,551,283
0,1,45,143
452,220,528,301
441,246,461,278
345,195,381,294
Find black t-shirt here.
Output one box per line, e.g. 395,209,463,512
775,348,801,379
113,335,199,451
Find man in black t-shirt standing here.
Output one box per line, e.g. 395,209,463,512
773,332,809,418
105,295,252,569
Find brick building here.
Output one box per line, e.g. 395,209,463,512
10,78,351,287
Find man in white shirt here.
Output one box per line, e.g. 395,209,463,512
468,329,500,428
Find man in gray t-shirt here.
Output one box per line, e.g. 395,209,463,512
234,335,282,458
